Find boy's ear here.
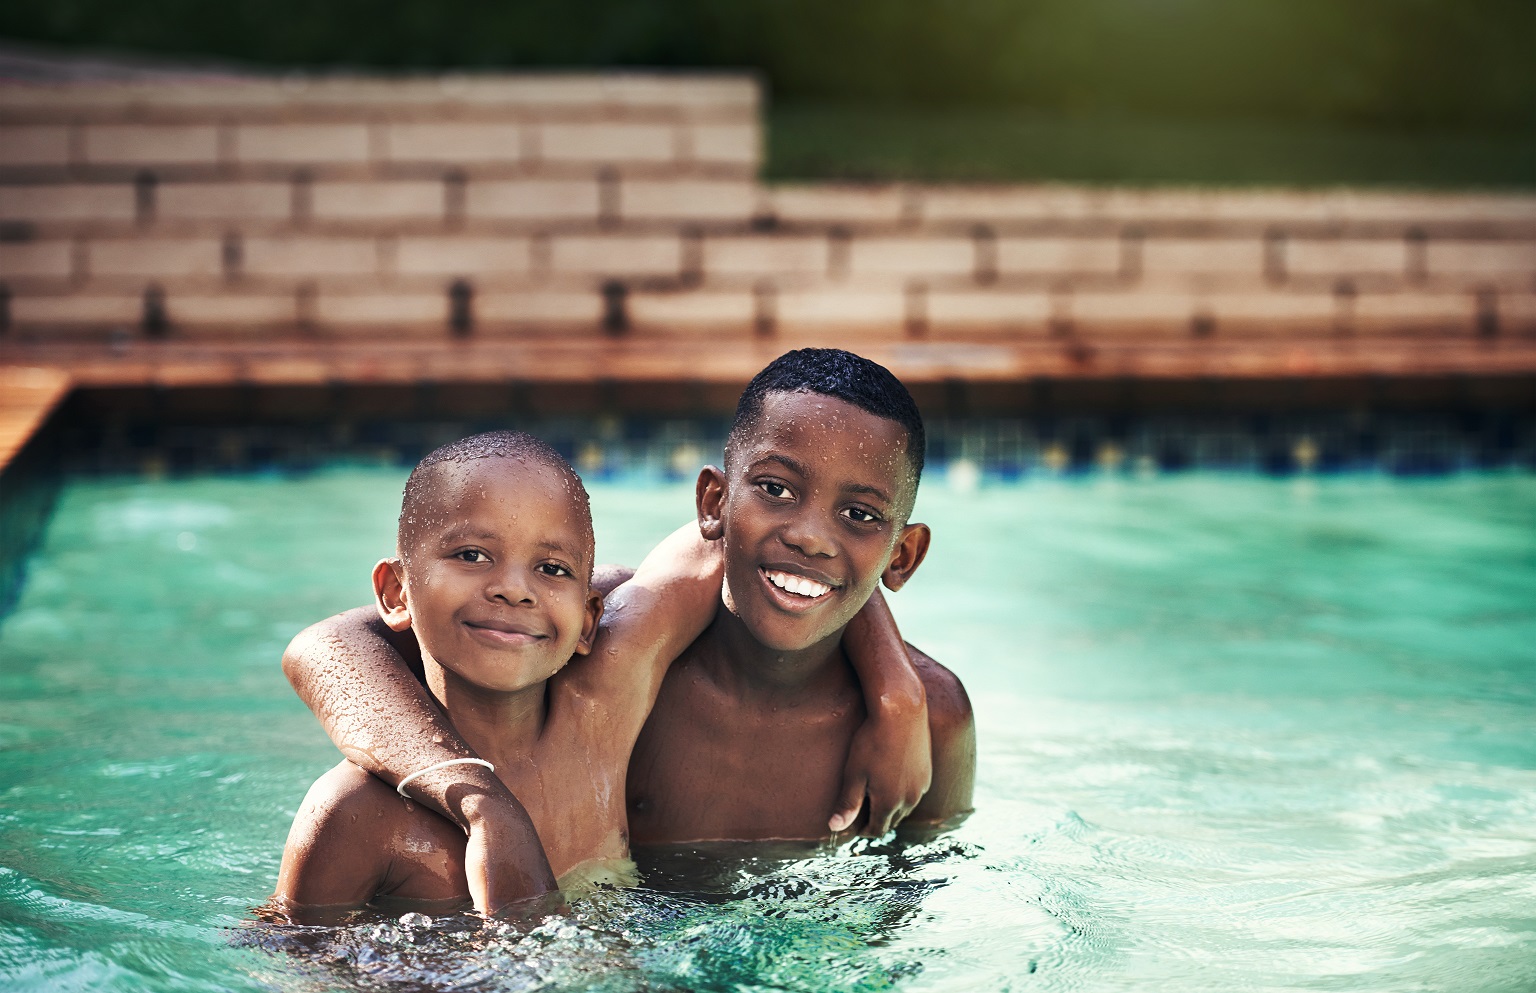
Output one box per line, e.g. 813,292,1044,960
372,558,413,632
881,522,931,592
571,588,605,656
696,465,726,541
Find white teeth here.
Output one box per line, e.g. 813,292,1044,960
765,570,831,598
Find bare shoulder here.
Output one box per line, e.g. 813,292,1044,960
905,644,977,825
273,761,403,917
908,644,975,739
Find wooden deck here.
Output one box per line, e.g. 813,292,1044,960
4,336,1534,393
0,365,70,473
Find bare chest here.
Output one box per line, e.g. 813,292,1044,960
626,666,863,844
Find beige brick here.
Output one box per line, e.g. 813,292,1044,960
0,184,135,223
0,126,71,167
1328,191,1536,226
0,241,74,279
385,122,522,164
311,181,444,221
12,294,140,324
394,236,531,276
919,186,1102,224
1208,291,1336,326
83,125,219,166
1288,238,1407,276
705,236,826,276
1353,292,1475,334
317,293,446,324
776,289,905,324
1425,240,1536,278
621,179,757,222
1069,290,1198,336
849,237,973,277
549,235,680,277
539,123,674,163
467,180,600,221
157,182,291,221
997,237,1120,275
478,291,602,322
242,237,378,276
928,291,1052,326
688,124,759,165
88,238,223,278
234,124,371,165
770,185,910,226
1141,238,1267,277
1499,293,1536,330
169,294,298,325
630,290,755,326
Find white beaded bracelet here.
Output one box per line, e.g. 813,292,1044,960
395,757,496,797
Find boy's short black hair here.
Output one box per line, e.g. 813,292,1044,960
398,430,593,572
726,348,926,485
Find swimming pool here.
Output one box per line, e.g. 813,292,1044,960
1,466,1533,992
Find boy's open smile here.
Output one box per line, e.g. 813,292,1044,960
760,564,841,605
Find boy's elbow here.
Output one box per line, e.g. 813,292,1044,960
280,607,376,690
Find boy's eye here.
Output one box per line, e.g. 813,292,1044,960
455,549,490,563
537,563,573,578
757,481,791,499
842,506,882,524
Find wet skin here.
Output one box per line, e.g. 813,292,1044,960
626,391,976,843
274,457,721,917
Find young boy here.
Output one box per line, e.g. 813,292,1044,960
272,432,723,920
283,350,975,907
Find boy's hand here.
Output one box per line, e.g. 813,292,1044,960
460,795,559,915
830,689,932,836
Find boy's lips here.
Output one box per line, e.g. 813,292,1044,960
758,564,841,610
462,618,547,646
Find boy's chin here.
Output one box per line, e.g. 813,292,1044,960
737,605,847,655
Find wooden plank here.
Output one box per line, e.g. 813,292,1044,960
0,366,72,473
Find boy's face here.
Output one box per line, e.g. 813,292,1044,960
377,457,601,695
706,390,928,654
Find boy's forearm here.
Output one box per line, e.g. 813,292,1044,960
832,588,931,834
283,607,497,826
844,588,925,716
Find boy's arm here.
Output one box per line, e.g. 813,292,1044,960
562,522,723,734
282,608,556,913
905,647,977,826
831,587,933,836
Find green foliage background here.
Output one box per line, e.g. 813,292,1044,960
5,1,1532,185
7,0,1533,129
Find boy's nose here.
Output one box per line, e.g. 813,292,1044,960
780,511,836,558
486,565,537,605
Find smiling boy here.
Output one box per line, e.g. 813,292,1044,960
625,355,975,842
283,349,975,906
274,432,724,919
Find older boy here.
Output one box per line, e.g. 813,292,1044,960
284,349,975,907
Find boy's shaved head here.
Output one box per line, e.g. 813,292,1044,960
726,347,927,488
399,431,594,570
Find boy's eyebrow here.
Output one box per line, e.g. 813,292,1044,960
752,453,893,504
436,526,580,551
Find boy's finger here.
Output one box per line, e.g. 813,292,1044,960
861,793,898,837
829,775,867,833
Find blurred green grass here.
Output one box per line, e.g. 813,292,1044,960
767,104,1536,189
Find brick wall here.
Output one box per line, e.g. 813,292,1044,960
2,74,1533,345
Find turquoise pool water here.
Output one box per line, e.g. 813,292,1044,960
1,467,1533,992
